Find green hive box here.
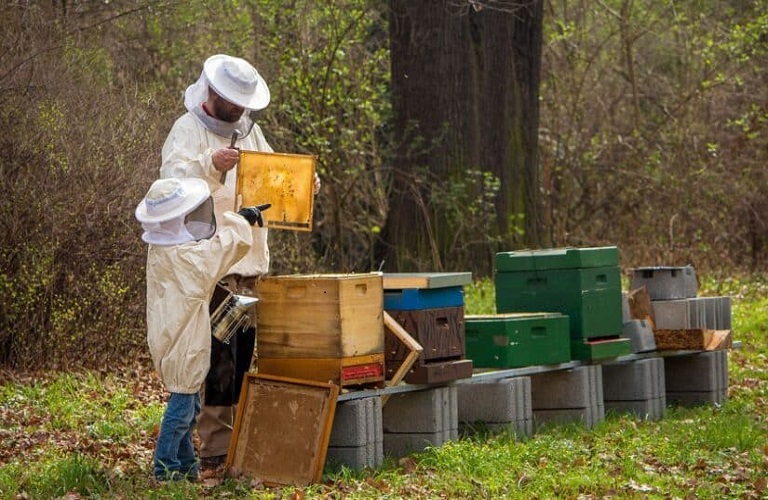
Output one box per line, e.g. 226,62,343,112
494,247,622,340
465,313,571,368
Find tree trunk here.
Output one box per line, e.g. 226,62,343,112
378,0,543,274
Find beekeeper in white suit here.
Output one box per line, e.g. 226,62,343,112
159,54,319,471
135,177,268,481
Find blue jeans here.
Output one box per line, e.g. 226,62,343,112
154,392,201,480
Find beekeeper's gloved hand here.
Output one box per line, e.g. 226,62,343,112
237,204,271,227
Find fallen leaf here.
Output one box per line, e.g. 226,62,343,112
398,457,417,473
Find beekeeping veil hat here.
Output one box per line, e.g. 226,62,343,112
135,178,216,245
184,55,270,138
185,54,270,111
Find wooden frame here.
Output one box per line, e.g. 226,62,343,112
226,373,338,486
236,151,316,231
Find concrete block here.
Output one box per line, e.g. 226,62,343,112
653,297,732,330
664,350,728,407
602,357,665,401
652,300,691,329
382,386,457,434
631,266,698,300
457,377,532,439
457,377,531,423
382,386,458,457
688,296,732,330
530,365,603,410
628,289,727,333
664,350,728,393
718,296,732,330
602,357,666,420
621,319,657,353
530,365,604,428
326,397,383,471
330,397,382,447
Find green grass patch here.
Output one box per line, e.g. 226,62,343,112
1,275,767,498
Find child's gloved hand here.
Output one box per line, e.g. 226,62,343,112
237,204,271,227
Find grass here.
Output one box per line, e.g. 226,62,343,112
0,275,766,498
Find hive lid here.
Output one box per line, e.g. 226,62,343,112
382,272,472,290
495,246,619,272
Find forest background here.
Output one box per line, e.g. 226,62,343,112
1,0,767,371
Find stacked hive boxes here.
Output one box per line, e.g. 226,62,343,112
255,273,386,388
383,273,474,384
494,246,631,360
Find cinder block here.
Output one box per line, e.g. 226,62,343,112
718,296,732,330
602,357,665,401
631,266,698,300
382,386,458,457
602,357,666,420
530,365,604,428
326,397,383,470
652,300,691,329
457,377,530,422
665,350,727,392
383,386,457,434
689,296,732,330
652,296,732,330
621,320,657,353
530,365,603,410
664,350,728,407
457,377,532,439
330,397,382,447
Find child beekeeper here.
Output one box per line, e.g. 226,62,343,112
134,177,268,482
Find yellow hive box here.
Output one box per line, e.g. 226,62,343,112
255,273,384,359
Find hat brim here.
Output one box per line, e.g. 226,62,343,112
135,178,210,224
204,54,270,111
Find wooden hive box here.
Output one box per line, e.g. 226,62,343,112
383,272,474,384
256,273,385,387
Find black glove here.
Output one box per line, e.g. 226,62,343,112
237,204,271,227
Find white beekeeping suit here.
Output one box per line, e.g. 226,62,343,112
135,178,253,393
160,54,272,278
